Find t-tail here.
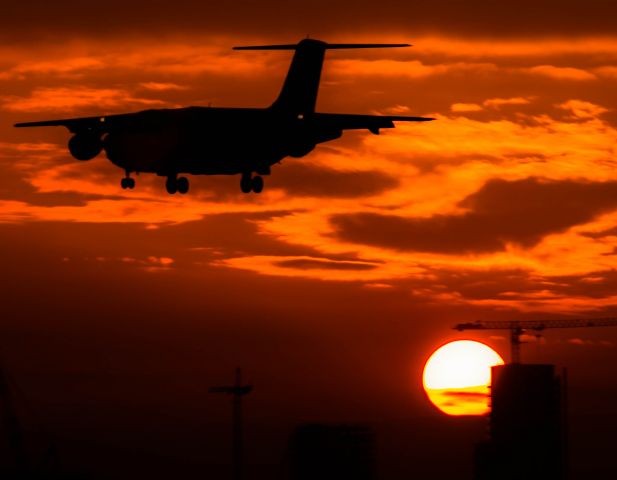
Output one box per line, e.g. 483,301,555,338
233,40,411,117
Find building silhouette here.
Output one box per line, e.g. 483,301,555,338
289,424,375,480
474,364,566,480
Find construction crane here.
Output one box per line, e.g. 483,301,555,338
209,368,253,480
454,317,617,364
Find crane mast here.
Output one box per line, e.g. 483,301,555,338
454,317,617,363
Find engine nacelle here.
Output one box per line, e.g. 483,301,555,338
68,134,103,161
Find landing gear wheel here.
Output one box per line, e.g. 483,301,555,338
251,175,264,193
121,176,135,190
240,173,252,194
166,176,178,194
177,177,189,194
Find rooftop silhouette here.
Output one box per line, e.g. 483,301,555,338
474,364,566,480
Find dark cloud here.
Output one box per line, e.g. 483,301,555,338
0,163,128,207
332,178,617,253
583,226,617,239
0,212,371,271
2,1,617,41
274,258,378,270
542,270,617,300
442,391,487,398
270,161,399,198
429,269,543,300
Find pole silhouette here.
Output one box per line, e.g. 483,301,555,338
209,368,253,480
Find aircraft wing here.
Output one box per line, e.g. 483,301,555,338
312,113,434,133
14,110,434,135
13,107,273,133
14,114,128,133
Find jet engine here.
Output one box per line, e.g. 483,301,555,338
68,133,103,161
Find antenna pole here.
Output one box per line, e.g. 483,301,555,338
209,368,253,480
233,368,243,480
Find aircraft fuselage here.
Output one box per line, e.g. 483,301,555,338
102,106,338,177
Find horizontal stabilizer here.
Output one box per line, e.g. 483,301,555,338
233,44,298,50
324,43,411,49
234,42,411,50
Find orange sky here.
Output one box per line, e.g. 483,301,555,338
1,2,617,478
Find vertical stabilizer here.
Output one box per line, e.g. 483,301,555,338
269,39,327,115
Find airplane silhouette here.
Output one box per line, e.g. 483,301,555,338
14,39,433,195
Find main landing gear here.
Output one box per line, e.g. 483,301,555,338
165,175,190,195
120,174,135,190
240,173,264,194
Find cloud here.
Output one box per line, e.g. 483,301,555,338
566,338,615,347
483,97,531,108
465,292,617,314
331,59,497,80
451,103,483,112
558,100,609,119
526,65,597,81
2,87,167,112
216,254,425,282
139,82,188,91
450,98,531,113
331,178,617,254
441,390,487,399
269,163,399,198
417,36,617,59
97,255,174,271
273,258,378,271
0,57,105,80
596,66,617,79
361,109,616,175
1,26,617,318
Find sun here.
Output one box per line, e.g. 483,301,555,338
422,340,504,416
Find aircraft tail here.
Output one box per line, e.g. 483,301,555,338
233,40,410,117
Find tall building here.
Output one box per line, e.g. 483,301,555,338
289,424,375,480
474,364,566,480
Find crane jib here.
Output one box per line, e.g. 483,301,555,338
453,318,617,364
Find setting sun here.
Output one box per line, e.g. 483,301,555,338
423,340,504,416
